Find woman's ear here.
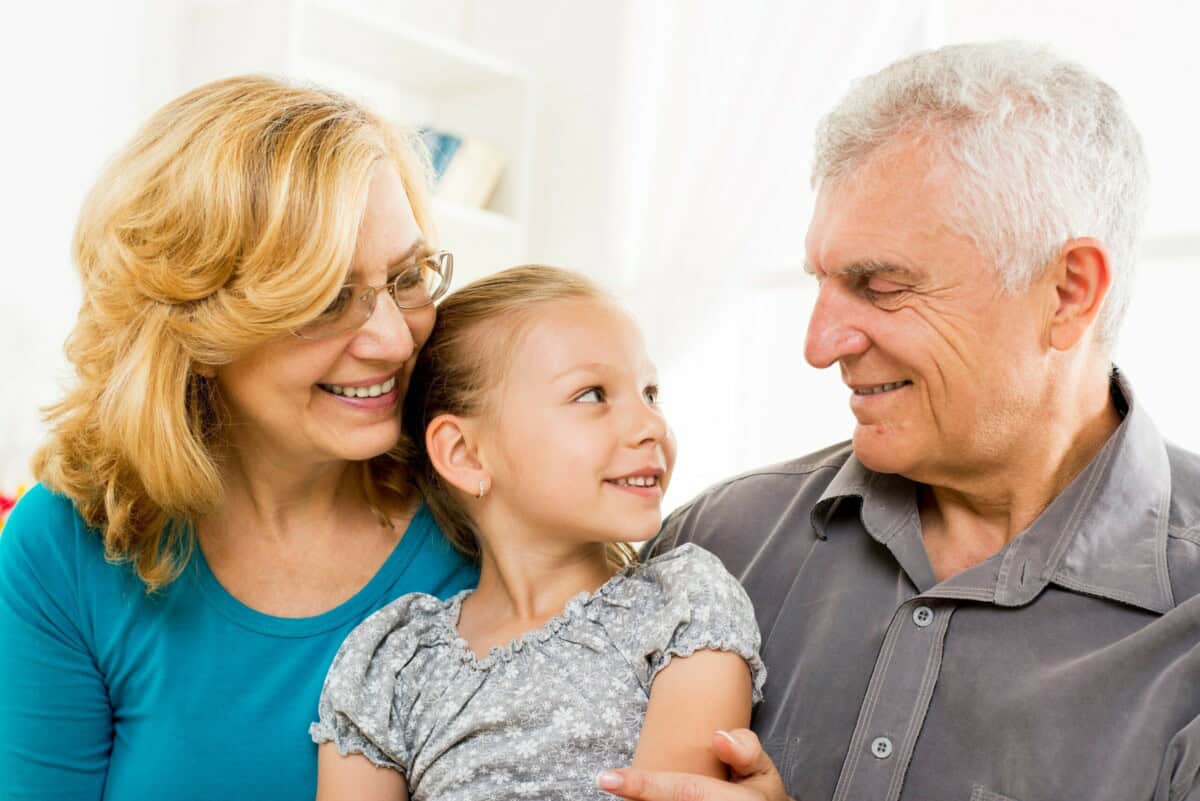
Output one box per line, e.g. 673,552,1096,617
193,363,217,379
426,414,489,498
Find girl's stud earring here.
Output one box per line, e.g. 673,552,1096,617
478,479,487,499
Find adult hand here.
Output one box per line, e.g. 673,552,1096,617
596,729,793,801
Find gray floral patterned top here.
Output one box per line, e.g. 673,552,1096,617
310,543,766,800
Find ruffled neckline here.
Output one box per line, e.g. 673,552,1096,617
441,562,639,672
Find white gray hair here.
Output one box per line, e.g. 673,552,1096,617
812,41,1148,348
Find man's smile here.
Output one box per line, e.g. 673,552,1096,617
851,380,913,396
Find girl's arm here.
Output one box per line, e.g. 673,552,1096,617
631,649,753,778
316,744,409,801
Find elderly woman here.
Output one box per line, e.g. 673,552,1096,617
0,76,477,799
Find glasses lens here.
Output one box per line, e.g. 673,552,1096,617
391,252,453,309
295,285,371,340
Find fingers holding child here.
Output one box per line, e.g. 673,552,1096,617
597,729,793,801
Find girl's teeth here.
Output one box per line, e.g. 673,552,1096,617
615,476,658,487
324,376,397,397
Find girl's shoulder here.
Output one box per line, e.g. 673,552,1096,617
313,589,468,760
329,589,465,675
597,543,766,698
636,540,733,576
615,542,745,606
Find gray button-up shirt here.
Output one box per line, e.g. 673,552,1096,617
650,375,1200,801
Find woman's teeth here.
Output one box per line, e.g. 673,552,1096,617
612,475,659,487
322,376,397,398
854,381,910,395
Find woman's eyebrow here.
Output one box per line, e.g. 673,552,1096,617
387,239,428,268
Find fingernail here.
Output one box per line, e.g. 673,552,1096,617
717,729,739,746
596,770,624,791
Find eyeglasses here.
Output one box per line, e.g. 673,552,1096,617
294,250,453,340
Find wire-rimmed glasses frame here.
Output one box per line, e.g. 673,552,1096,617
293,250,454,340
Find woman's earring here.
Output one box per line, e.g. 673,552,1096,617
477,479,488,499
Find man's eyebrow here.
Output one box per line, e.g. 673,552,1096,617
839,259,923,281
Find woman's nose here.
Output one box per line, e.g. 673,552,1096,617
354,291,419,362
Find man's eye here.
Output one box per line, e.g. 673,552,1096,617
862,279,908,302
575,387,605,403
867,278,905,294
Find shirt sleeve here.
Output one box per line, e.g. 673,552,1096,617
613,544,767,703
0,487,113,800
1156,713,1200,801
310,592,450,775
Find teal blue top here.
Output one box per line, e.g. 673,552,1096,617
0,484,478,800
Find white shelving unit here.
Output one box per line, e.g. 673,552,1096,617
183,0,534,287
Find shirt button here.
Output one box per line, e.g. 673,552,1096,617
912,605,934,628
871,736,893,759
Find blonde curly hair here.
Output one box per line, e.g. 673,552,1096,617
35,75,436,592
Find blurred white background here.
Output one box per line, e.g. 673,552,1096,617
1,0,1197,512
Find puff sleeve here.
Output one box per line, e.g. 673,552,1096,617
604,543,766,702
310,592,454,774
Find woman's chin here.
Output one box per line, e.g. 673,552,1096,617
327,426,403,463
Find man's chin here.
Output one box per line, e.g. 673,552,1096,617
851,426,913,476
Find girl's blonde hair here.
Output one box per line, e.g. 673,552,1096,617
402,265,639,568
35,75,436,592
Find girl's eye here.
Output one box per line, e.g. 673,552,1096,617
644,385,660,405
575,387,605,403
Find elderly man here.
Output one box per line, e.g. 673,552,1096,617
599,41,1200,801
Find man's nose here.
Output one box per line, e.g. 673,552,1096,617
804,282,870,369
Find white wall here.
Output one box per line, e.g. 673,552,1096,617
0,1,186,488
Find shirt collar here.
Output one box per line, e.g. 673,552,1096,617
812,369,1175,614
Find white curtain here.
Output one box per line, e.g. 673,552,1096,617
613,0,1200,511
614,0,935,508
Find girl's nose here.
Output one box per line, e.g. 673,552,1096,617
629,397,669,447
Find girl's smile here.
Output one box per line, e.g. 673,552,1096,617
475,296,676,548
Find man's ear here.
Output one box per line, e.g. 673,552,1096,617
1048,237,1112,351
426,414,489,497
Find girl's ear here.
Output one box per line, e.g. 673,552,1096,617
426,414,488,497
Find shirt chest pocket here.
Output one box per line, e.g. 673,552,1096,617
971,785,1023,801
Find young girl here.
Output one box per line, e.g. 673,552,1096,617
310,266,765,800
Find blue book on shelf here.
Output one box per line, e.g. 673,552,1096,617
419,128,462,183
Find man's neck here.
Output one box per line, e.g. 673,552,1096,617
918,366,1122,583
